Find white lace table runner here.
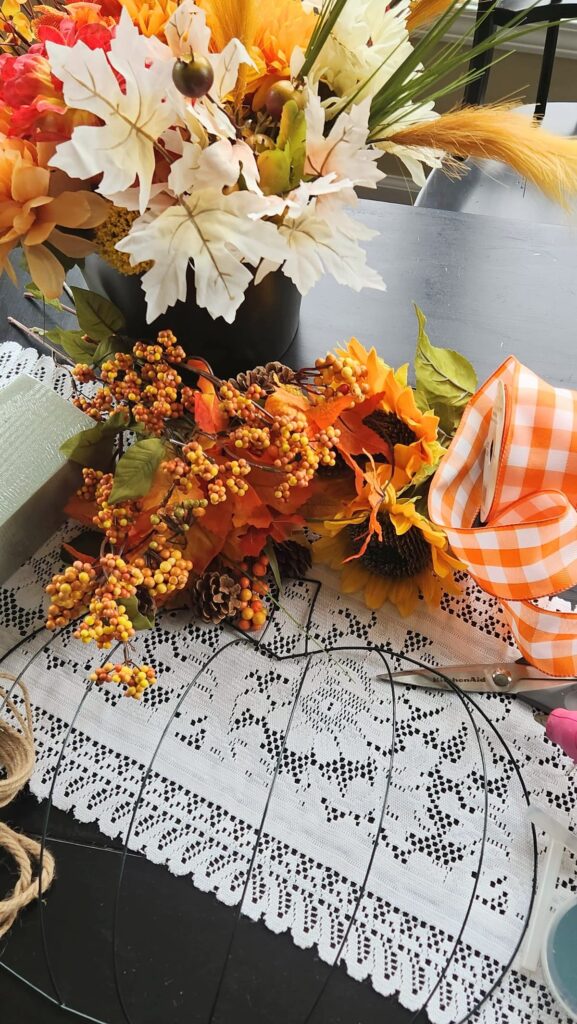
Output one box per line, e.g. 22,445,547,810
1,341,576,1024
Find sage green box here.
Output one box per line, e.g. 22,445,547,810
0,374,94,583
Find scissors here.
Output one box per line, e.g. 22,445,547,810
379,661,577,715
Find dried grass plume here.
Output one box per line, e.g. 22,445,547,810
407,0,456,32
389,105,577,205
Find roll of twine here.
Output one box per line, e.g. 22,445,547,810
0,671,55,939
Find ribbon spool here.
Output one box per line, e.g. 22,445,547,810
0,672,55,939
429,357,577,677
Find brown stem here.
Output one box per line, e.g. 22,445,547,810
24,292,77,316
221,447,285,474
7,318,74,366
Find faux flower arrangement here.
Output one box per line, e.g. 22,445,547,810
41,289,474,698
1,0,577,325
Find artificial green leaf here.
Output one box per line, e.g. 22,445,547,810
24,282,66,312
60,409,129,467
257,100,306,196
413,306,477,436
71,286,126,342
109,438,166,504
407,458,442,491
122,595,156,631
92,334,132,366
46,327,96,364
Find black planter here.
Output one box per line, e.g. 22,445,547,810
82,256,301,377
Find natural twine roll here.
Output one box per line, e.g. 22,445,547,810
0,672,55,938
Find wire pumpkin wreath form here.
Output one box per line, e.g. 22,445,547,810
0,577,538,1024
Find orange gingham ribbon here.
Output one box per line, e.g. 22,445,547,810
428,357,577,676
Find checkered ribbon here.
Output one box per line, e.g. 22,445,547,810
428,357,577,676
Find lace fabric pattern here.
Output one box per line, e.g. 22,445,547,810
1,341,576,1024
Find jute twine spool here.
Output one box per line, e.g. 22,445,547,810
0,671,55,938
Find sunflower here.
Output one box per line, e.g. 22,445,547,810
334,338,445,490
313,462,463,617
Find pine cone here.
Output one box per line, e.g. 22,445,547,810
273,540,312,580
193,571,243,624
230,361,297,394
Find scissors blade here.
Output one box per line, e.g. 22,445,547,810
378,663,577,695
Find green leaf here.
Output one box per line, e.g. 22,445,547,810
46,327,96,364
92,334,132,366
122,595,156,631
70,286,126,342
300,0,349,79
24,282,66,312
257,100,306,196
407,458,441,491
109,438,166,504
413,306,477,436
60,409,128,467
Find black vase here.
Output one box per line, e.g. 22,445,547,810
82,256,301,377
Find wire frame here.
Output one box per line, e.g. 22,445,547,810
0,578,538,1024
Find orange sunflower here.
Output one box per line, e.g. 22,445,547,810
313,459,463,617
334,338,445,490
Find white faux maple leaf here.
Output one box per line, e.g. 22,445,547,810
305,93,384,190
165,0,253,140
278,201,386,295
169,139,261,196
47,10,176,213
116,190,289,323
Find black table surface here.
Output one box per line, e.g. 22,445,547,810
1,199,577,1024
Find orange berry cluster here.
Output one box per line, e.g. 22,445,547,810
90,662,157,700
314,352,370,402
72,363,95,384
230,424,271,452
73,388,115,421
70,330,189,435
235,558,270,632
77,467,104,501
75,554,145,648
100,354,142,405
132,361,184,436
133,549,193,600
218,382,261,422
182,441,219,481
267,412,339,499
46,561,97,629
213,387,341,503
93,474,140,547
134,329,185,366
223,458,250,496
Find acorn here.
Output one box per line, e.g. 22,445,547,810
172,55,214,99
265,80,301,120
